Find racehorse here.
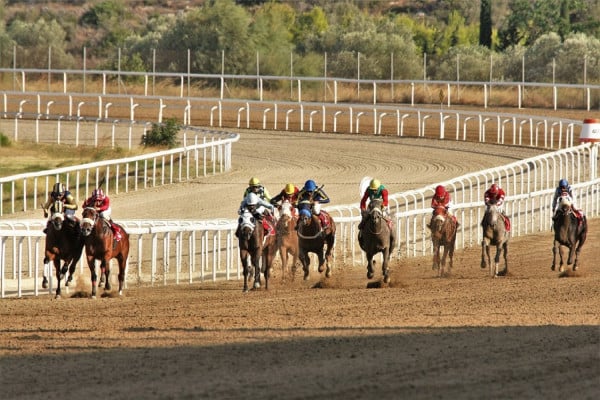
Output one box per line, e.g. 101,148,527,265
552,196,587,272
358,198,395,283
428,205,458,277
80,207,130,298
43,200,85,298
275,201,299,281
481,203,509,277
237,210,277,292
297,208,336,280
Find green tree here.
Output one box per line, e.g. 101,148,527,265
479,0,492,48
158,0,253,75
8,18,74,68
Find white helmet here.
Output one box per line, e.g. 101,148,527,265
246,192,259,206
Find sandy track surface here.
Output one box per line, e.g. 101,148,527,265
1,129,598,400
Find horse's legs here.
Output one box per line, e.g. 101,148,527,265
551,241,560,271
366,252,374,279
279,246,288,281
252,252,261,289
382,250,391,283
240,250,250,292
53,258,63,299
102,259,111,291
480,240,488,269
299,248,310,280
440,245,449,277
501,241,508,275
87,257,98,298
432,242,440,271
324,237,334,278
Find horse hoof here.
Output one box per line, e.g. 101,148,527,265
383,275,391,284
318,265,325,273
42,277,48,289
303,273,309,281
550,265,556,271
55,294,61,299
367,271,374,279
572,266,578,272
243,287,249,293
326,268,332,278
253,281,261,289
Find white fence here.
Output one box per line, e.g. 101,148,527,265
0,91,584,149
0,128,238,216
2,143,598,298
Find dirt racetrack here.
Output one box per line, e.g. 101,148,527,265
1,129,599,399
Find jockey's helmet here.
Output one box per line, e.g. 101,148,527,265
285,183,296,195
299,208,311,218
246,192,259,206
52,182,65,196
93,188,105,200
489,183,499,194
249,177,260,187
559,178,569,189
369,179,381,190
304,179,317,191
435,185,446,197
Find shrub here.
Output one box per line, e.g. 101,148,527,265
0,132,11,147
141,118,180,148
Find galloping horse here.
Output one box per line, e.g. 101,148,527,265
237,210,277,292
428,205,458,277
358,198,395,283
552,196,587,272
275,201,299,281
80,207,130,298
297,208,336,280
43,200,84,298
481,203,509,277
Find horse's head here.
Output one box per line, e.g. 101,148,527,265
298,208,314,228
483,204,501,228
50,200,65,230
558,194,573,211
238,210,257,241
80,207,98,237
280,200,293,218
368,200,383,225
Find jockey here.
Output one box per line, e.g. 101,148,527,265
270,183,299,207
243,177,271,202
82,188,122,241
484,183,510,231
42,182,78,233
431,185,456,222
552,178,584,222
239,192,275,227
358,178,389,230
296,179,331,229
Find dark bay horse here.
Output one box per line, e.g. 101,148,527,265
80,207,130,298
481,203,509,277
428,205,458,277
297,209,336,280
552,196,587,272
275,201,299,281
43,200,84,298
358,198,395,283
237,210,277,292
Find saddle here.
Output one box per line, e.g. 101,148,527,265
262,216,276,237
317,210,331,231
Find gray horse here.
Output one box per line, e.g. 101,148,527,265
552,196,587,272
481,203,509,277
358,199,395,283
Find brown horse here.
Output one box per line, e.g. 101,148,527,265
275,201,299,281
428,205,458,277
552,196,587,272
237,210,277,292
358,198,395,283
481,203,509,277
43,200,85,298
80,207,130,298
297,209,336,280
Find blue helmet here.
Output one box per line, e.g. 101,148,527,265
559,179,568,189
299,208,312,218
304,179,317,191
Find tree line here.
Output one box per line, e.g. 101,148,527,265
0,0,598,84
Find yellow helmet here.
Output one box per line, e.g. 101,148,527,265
369,179,381,190
249,177,260,186
284,183,295,195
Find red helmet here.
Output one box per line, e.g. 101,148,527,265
435,185,446,197
93,188,105,200
489,184,498,194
